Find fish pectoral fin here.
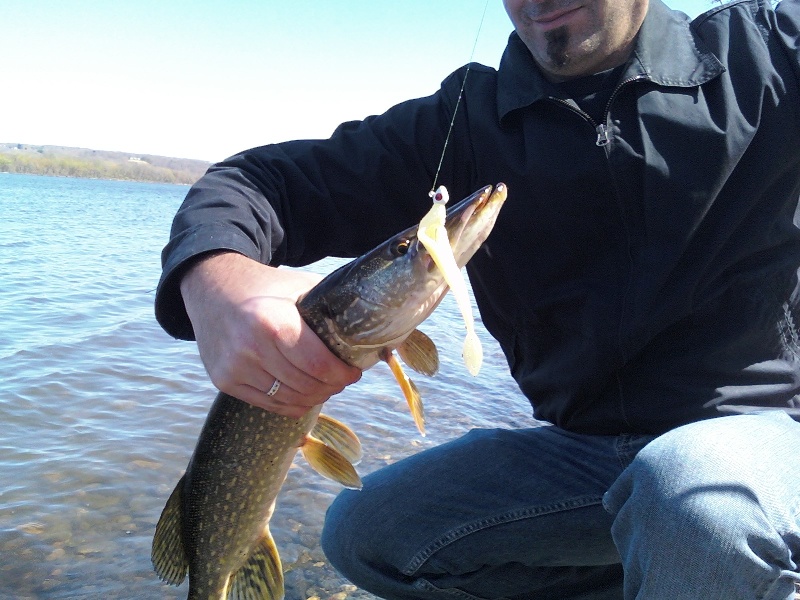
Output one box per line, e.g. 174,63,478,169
311,414,363,465
381,349,426,437
397,329,440,377
151,474,189,586
301,436,363,490
228,527,284,600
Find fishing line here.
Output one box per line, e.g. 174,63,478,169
430,0,491,196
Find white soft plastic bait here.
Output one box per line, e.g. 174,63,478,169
417,186,483,376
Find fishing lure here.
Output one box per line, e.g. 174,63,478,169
417,1,491,377
417,185,483,376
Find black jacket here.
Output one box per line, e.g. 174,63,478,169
157,0,800,435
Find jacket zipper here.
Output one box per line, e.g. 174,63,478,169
595,124,610,146
549,74,649,386
548,74,648,147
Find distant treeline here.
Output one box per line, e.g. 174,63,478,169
0,144,211,185
0,153,204,185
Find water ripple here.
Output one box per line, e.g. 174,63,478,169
0,174,534,598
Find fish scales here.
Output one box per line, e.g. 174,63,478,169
181,395,316,598
152,184,507,599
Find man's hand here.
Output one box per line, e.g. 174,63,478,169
180,252,362,417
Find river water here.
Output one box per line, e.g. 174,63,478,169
0,173,535,599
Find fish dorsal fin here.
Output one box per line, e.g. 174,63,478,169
380,349,426,436
151,474,189,586
227,528,284,600
397,329,439,377
311,414,363,465
301,436,363,490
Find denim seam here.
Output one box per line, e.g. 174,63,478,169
401,494,605,576
614,433,653,470
615,434,636,469
413,578,510,600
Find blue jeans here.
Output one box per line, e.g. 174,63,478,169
321,411,800,599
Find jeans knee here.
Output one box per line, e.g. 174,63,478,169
605,415,800,597
320,488,364,576
606,420,761,542
320,479,411,593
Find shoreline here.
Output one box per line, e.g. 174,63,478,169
0,143,211,185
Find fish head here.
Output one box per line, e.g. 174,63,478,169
297,184,507,364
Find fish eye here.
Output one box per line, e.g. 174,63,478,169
391,239,411,257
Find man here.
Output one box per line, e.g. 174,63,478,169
156,0,800,597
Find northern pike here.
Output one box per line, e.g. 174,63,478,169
151,183,507,599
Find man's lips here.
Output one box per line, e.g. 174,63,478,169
532,5,582,28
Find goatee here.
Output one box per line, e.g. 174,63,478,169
545,26,571,68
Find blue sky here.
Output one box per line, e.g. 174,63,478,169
3,1,719,161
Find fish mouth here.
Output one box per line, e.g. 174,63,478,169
299,184,507,351
350,183,506,342
441,183,507,269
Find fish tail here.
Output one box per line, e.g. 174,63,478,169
151,474,189,586
227,528,285,600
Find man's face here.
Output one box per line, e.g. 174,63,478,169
503,0,649,81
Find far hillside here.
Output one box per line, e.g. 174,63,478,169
0,143,212,185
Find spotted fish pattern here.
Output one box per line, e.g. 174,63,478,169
151,184,507,599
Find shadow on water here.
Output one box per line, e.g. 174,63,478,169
0,174,535,599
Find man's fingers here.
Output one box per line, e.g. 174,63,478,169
277,317,362,389
180,254,362,414
232,382,317,418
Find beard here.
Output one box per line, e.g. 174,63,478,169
544,26,571,69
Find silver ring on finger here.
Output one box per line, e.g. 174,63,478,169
266,379,281,397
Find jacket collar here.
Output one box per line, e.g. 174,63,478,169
496,0,725,121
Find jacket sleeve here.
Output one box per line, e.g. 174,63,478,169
775,0,800,81
154,68,469,340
